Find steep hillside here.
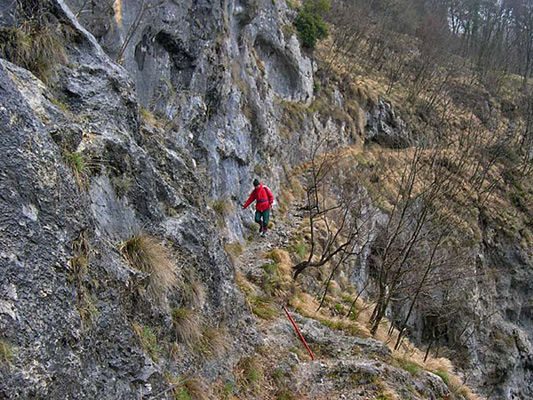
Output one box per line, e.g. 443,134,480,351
0,0,532,399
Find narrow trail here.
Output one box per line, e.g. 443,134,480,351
236,204,303,289
230,205,456,400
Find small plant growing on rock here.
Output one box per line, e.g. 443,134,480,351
131,322,160,362
251,296,278,320
171,308,203,347
0,341,13,364
194,326,230,359
395,357,422,375
66,151,88,191
121,234,178,303
237,356,264,390
173,378,211,400
0,20,67,83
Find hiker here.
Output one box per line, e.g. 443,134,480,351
242,179,274,236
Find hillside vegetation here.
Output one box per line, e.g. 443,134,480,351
0,0,532,399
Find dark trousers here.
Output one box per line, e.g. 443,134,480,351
255,209,270,231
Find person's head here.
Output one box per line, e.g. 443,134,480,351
253,178,260,187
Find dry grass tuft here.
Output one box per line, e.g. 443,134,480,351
266,249,292,273
184,378,212,400
121,234,178,303
172,308,203,347
195,326,231,359
236,273,256,297
174,377,212,400
178,272,206,309
0,21,67,83
236,356,264,391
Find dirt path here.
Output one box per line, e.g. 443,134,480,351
236,204,303,287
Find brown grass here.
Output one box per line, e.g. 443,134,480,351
171,308,203,347
0,21,67,83
121,234,178,303
173,377,212,400
195,326,230,359
178,271,206,309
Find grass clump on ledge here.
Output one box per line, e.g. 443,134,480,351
237,356,264,392
194,326,230,359
121,234,178,303
0,21,67,83
172,377,212,400
171,307,203,347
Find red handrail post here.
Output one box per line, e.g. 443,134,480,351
283,306,315,361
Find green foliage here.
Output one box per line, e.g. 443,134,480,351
294,9,328,49
251,296,278,319
218,381,235,399
292,241,308,259
66,152,86,174
396,357,421,375
302,0,330,14
174,387,192,400
132,322,160,362
66,151,88,190
334,303,344,313
240,356,263,384
0,21,67,83
276,389,295,400
435,369,450,385
0,341,13,364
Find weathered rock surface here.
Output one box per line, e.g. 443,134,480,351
1,0,532,399
0,1,257,398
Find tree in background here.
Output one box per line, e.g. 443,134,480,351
294,0,330,49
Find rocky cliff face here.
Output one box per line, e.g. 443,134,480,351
0,1,257,397
1,0,532,399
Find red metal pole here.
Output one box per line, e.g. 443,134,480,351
283,306,315,361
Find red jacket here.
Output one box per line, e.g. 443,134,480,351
243,183,274,212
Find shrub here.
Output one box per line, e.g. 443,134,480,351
121,234,178,303
293,0,329,49
172,308,203,347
